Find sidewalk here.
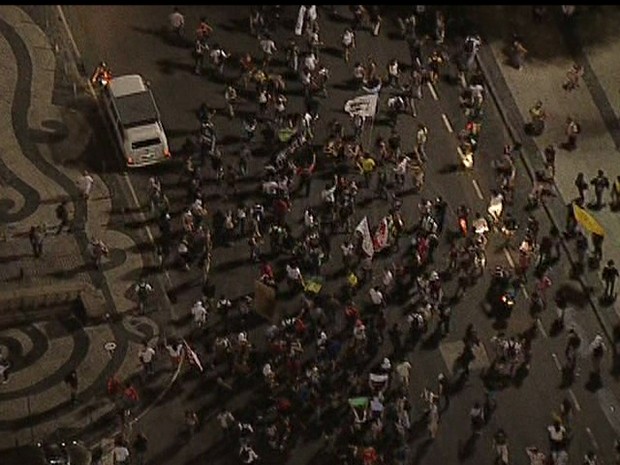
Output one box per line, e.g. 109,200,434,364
474,6,620,339
0,5,170,450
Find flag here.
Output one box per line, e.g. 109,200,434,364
373,217,390,252
295,5,306,36
304,276,323,295
355,217,374,258
254,279,278,322
348,397,369,408
573,203,605,236
344,94,379,119
182,339,204,372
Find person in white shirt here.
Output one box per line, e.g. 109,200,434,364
191,300,208,328
487,190,504,223
304,52,318,72
78,170,94,200
382,267,394,293
240,444,259,464
387,58,400,88
168,7,185,36
396,359,412,388
286,263,304,289
217,409,236,439
369,286,385,308
210,44,228,75
260,35,277,67
342,28,356,63
321,183,337,205
112,443,130,465
138,343,156,375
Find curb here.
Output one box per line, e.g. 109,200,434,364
475,48,617,350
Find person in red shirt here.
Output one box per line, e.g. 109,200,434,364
273,197,291,224
123,383,140,406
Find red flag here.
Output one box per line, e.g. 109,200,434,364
373,217,390,252
355,217,374,258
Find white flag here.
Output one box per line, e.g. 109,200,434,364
355,216,374,258
182,339,204,372
344,94,378,119
295,5,306,36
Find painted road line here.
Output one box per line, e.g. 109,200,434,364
427,81,439,100
441,113,453,133
471,179,484,199
536,318,548,339
551,353,562,371
585,427,600,451
569,389,581,412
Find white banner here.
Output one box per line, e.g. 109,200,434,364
355,216,374,258
344,94,379,119
295,5,306,36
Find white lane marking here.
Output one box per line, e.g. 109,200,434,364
471,179,484,199
536,318,548,338
586,427,600,451
441,113,453,133
551,353,562,371
503,248,515,268
569,389,581,412
427,81,439,100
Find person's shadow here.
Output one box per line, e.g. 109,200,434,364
457,433,480,461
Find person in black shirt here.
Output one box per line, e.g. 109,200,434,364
590,169,610,209
132,431,148,465
602,259,619,301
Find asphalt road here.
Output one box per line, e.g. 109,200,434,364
56,5,620,465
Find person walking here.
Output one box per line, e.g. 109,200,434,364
427,397,440,439
589,334,606,380
134,278,153,314
562,117,581,151
469,401,485,436
602,260,619,301
78,170,94,200
437,372,450,410
193,37,208,75
590,169,610,209
29,225,44,258
168,6,185,39
260,34,277,68
574,172,588,204
223,84,238,119
415,123,429,162
493,428,510,465
138,342,156,376
342,27,356,63
55,200,71,234
528,100,546,136
132,431,148,465
112,438,131,465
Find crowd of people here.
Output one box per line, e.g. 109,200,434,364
98,6,620,465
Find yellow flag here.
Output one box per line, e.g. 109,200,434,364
573,203,605,236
